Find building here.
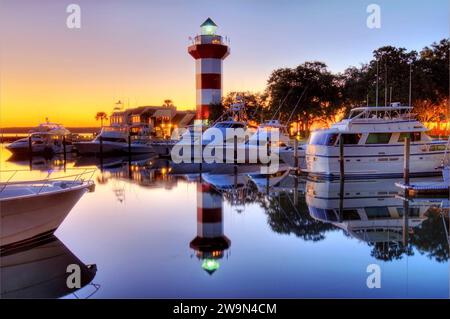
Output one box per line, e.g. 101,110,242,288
188,18,230,123
109,105,195,138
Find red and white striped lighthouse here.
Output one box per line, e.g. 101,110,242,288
190,182,230,275
188,18,230,122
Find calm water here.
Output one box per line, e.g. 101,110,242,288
1,144,449,299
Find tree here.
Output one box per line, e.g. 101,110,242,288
162,99,174,107
222,91,268,122
95,111,108,127
266,61,342,135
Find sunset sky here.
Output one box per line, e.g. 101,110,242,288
0,0,448,127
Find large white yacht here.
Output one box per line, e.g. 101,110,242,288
305,104,448,179
6,122,72,156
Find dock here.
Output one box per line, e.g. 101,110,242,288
395,167,449,196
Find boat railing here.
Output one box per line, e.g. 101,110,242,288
0,168,96,195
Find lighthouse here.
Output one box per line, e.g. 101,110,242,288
188,18,230,123
190,182,230,275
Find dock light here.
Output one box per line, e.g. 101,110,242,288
202,259,220,273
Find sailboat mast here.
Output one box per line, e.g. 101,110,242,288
375,59,379,107
408,64,412,106
384,64,388,107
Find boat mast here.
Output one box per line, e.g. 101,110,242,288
375,58,379,108
408,63,412,107
384,63,388,107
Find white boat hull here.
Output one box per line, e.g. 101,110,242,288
74,141,126,155
0,183,90,247
306,142,445,179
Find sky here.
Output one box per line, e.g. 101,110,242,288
0,0,448,127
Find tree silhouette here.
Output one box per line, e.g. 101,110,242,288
162,99,174,107
95,111,108,127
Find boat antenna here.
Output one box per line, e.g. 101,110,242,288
286,86,308,124
271,86,294,121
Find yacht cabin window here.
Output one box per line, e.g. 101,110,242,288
398,132,421,142
365,133,392,144
309,132,338,146
339,134,362,145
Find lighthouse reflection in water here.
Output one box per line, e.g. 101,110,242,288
1,147,448,298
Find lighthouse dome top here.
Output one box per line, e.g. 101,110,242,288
200,18,218,35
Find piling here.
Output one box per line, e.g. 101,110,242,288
402,196,409,246
294,139,299,174
63,135,67,162
339,134,345,182
293,175,299,205
28,135,32,156
234,135,238,164
99,135,103,158
28,135,33,170
404,136,411,186
128,134,132,154
266,135,270,194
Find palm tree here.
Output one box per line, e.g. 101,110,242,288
95,112,108,127
162,99,174,107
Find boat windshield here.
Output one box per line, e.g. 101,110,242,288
309,132,338,146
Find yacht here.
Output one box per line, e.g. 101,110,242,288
6,122,73,156
0,171,95,247
251,120,307,169
171,120,256,163
74,126,129,155
236,120,293,164
124,138,156,154
305,104,448,179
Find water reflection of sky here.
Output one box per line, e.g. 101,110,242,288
1,145,449,298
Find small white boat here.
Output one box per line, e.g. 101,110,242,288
0,170,95,247
305,104,447,179
247,165,291,192
235,120,292,164
279,144,306,169
201,164,261,190
172,121,256,163
74,126,129,155
6,122,73,156
124,138,156,154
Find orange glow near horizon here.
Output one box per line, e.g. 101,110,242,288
2,1,446,128
0,2,265,128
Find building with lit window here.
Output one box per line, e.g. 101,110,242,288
109,106,195,138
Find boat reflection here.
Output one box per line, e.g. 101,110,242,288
6,153,76,171
305,179,449,261
1,235,97,299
